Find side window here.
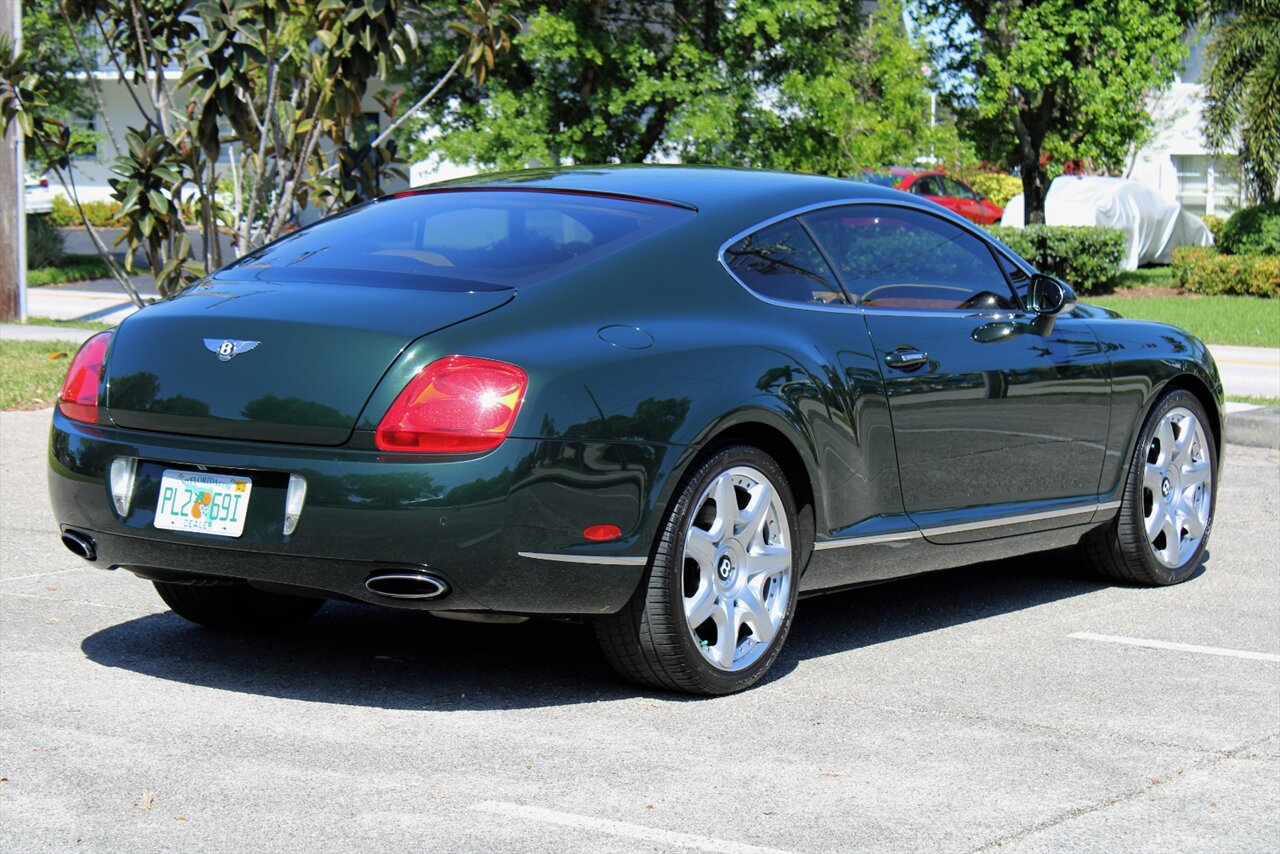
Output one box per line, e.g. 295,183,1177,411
724,218,847,306
801,205,1019,311
946,178,977,200
910,176,938,196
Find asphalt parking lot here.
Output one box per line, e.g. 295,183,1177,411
2,407,1277,852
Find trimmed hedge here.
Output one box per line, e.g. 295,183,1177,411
1200,214,1227,245
49,194,124,228
967,173,1024,209
1172,247,1279,297
986,225,1126,293
26,214,65,268
27,253,116,287
1218,202,1280,256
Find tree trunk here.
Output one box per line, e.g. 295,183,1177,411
1020,159,1049,225
1,0,22,322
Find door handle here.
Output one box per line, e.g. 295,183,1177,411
884,348,929,370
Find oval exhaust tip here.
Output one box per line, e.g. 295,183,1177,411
62,530,97,562
365,571,448,600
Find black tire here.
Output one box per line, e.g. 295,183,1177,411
153,580,324,631
1080,389,1218,585
594,445,801,695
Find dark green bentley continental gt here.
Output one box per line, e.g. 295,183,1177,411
49,166,1222,695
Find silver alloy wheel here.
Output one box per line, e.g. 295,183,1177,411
1142,406,1213,568
681,465,792,672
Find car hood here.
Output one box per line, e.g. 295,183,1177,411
105,275,514,445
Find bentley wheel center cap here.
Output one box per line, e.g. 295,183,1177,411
717,554,735,582
1161,477,1172,498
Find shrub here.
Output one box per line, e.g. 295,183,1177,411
49,194,124,228
967,173,1024,209
986,225,1126,293
26,214,66,269
1172,247,1279,297
1200,214,1226,245
26,253,115,286
1218,202,1280,256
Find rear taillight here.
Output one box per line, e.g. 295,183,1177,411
375,356,528,453
57,331,112,424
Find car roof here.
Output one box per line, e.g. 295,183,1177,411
422,165,911,221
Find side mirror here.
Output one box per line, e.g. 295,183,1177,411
1025,274,1076,335
1026,274,1077,316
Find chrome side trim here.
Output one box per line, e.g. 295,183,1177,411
1095,500,1123,512
921,504,1098,537
812,530,923,551
815,502,1107,550
517,552,648,566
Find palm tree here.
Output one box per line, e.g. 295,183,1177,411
1203,0,1280,202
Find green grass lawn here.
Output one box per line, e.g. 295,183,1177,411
1085,294,1280,347
1113,267,1177,289
0,340,81,411
22,316,113,331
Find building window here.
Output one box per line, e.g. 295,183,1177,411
69,115,99,162
1173,154,1244,216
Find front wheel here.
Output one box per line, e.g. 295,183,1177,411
595,445,801,695
1081,389,1217,585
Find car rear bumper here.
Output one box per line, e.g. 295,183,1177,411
49,411,673,615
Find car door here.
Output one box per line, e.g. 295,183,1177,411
944,177,982,222
801,204,1112,542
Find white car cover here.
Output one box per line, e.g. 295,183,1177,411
1000,175,1214,270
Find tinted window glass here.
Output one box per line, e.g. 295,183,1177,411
724,219,845,306
801,205,1017,310
946,177,977,200
909,176,938,196
221,190,693,288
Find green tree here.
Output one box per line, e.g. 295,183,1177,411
1203,0,1280,203
2,0,517,300
18,0,99,168
401,0,951,174
922,0,1200,223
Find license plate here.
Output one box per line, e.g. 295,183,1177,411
154,469,252,538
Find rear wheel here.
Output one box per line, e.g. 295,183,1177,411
1081,389,1217,585
153,581,324,631
595,445,800,695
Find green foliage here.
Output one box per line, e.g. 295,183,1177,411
401,0,949,174
27,254,115,286
26,215,66,269
965,173,1023,208
1203,1,1280,203
1218,202,1280,256
49,194,122,228
1200,214,1228,244
922,1,1199,222
987,225,1126,292
1172,247,1280,296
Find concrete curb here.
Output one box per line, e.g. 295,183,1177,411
1226,406,1280,450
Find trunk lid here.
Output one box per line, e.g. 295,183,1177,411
105,274,514,445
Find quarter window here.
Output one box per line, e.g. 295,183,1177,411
724,218,846,306
801,205,1018,311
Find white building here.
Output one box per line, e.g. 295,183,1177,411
1128,30,1247,217
43,69,411,208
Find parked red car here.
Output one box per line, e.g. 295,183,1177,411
895,170,1004,225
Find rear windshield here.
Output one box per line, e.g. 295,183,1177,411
219,190,693,288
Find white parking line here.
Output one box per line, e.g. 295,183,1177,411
1069,632,1280,662
471,801,789,854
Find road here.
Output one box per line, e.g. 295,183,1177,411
1,407,1277,852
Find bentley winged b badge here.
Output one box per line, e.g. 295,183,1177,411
204,338,261,362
